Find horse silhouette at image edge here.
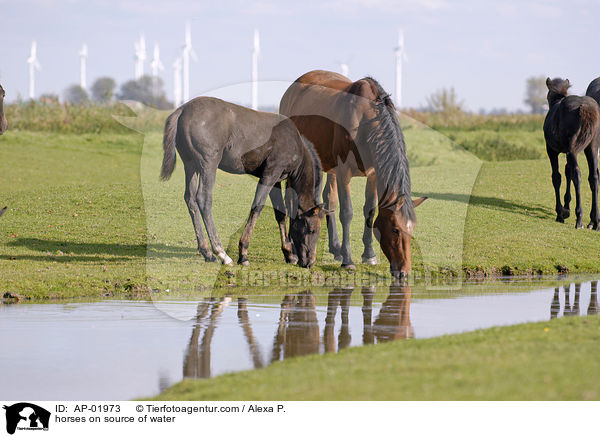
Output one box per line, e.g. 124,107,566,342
543,77,600,229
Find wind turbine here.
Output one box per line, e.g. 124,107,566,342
134,34,147,80
151,43,164,78
173,56,183,108
251,28,260,110
339,62,349,78
182,21,198,103
394,29,408,109
79,43,88,90
27,40,41,100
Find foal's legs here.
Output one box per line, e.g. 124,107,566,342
567,153,584,228
196,166,233,265
238,176,278,265
323,173,343,261
183,163,216,262
361,173,378,265
547,146,569,222
584,145,600,230
336,167,355,268
268,182,298,264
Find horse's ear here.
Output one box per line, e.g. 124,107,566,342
413,197,427,207
566,79,571,88
546,77,552,88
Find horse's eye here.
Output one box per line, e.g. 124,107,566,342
392,228,400,235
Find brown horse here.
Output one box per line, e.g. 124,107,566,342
0,83,7,217
280,70,426,279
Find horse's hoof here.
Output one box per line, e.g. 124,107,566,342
362,256,378,265
341,263,356,271
556,216,565,223
587,221,599,231
205,254,217,263
576,222,584,229
219,253,234,266
238,259,250,266
562,209,570,219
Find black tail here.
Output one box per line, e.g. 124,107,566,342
575,104,600,151
161,108,182,181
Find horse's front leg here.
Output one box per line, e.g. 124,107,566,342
567,153,584,228
269,182,297,264
336,167,355,269
547,146,569,222
323,173,343,261
361,172,378,265
584,145,599,230
238,178,276,265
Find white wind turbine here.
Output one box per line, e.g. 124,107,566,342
134,34,147,80
182,21,198,103
251,28,260,110
27,40,41,100
79,43,88,90
150,43,164,78
394,29,408,108
339,62,349,78
173,56,183,108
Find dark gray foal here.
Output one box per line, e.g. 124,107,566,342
160,97,325,268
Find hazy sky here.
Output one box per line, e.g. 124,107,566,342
1,0,598,111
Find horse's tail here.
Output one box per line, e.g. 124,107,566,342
160,107,183,181
575,103,600,150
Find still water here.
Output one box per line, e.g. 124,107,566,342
0,278,598,400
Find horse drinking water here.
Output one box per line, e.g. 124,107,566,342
543,78,600,229
280,70,426,279
160,97,325,267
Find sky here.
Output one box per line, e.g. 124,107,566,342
1,0,599,112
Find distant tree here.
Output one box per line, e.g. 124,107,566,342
91,77,116,103
64,85,89,105
118,75,171,109
524,76,548,114
426,87,465,115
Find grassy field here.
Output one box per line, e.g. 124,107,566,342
1,109,600,299
152,315,600,401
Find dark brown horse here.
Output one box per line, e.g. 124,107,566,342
280,70,426,279
544,78,600,229
0,83,7,217
161,97,325,267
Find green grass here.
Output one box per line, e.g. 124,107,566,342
2,113,600,299
151,315,600,400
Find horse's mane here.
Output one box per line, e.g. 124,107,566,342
301,136,323,203
359,77,415,221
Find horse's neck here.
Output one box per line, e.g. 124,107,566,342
289,150,316,210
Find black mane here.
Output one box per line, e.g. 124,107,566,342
362,77,415,221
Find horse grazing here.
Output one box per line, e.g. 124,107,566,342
280,70,426,279
161,97,325,268
0,83,7,217
543,78,600,229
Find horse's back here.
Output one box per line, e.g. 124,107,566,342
586,77,600,106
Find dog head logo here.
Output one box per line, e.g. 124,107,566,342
3,403,50,435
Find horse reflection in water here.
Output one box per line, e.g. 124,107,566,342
550,281,599,319
183,283,413,379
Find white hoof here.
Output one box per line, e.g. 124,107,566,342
362,256,378,265
219,252,234,266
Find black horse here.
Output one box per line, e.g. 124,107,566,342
161,97,325,268
543,78,600,229
0,83,7,217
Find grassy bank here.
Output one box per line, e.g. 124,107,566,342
152,315,600,400
1,111,599,298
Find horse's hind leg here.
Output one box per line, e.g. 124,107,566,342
336,168,355,269
547,146,569,222
567,153,584,228
238,177,277,265
196,166,233,265
584,145,599,230
323,173,343,262
183,164,216,262
269,182,298,264
361,173,378,265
